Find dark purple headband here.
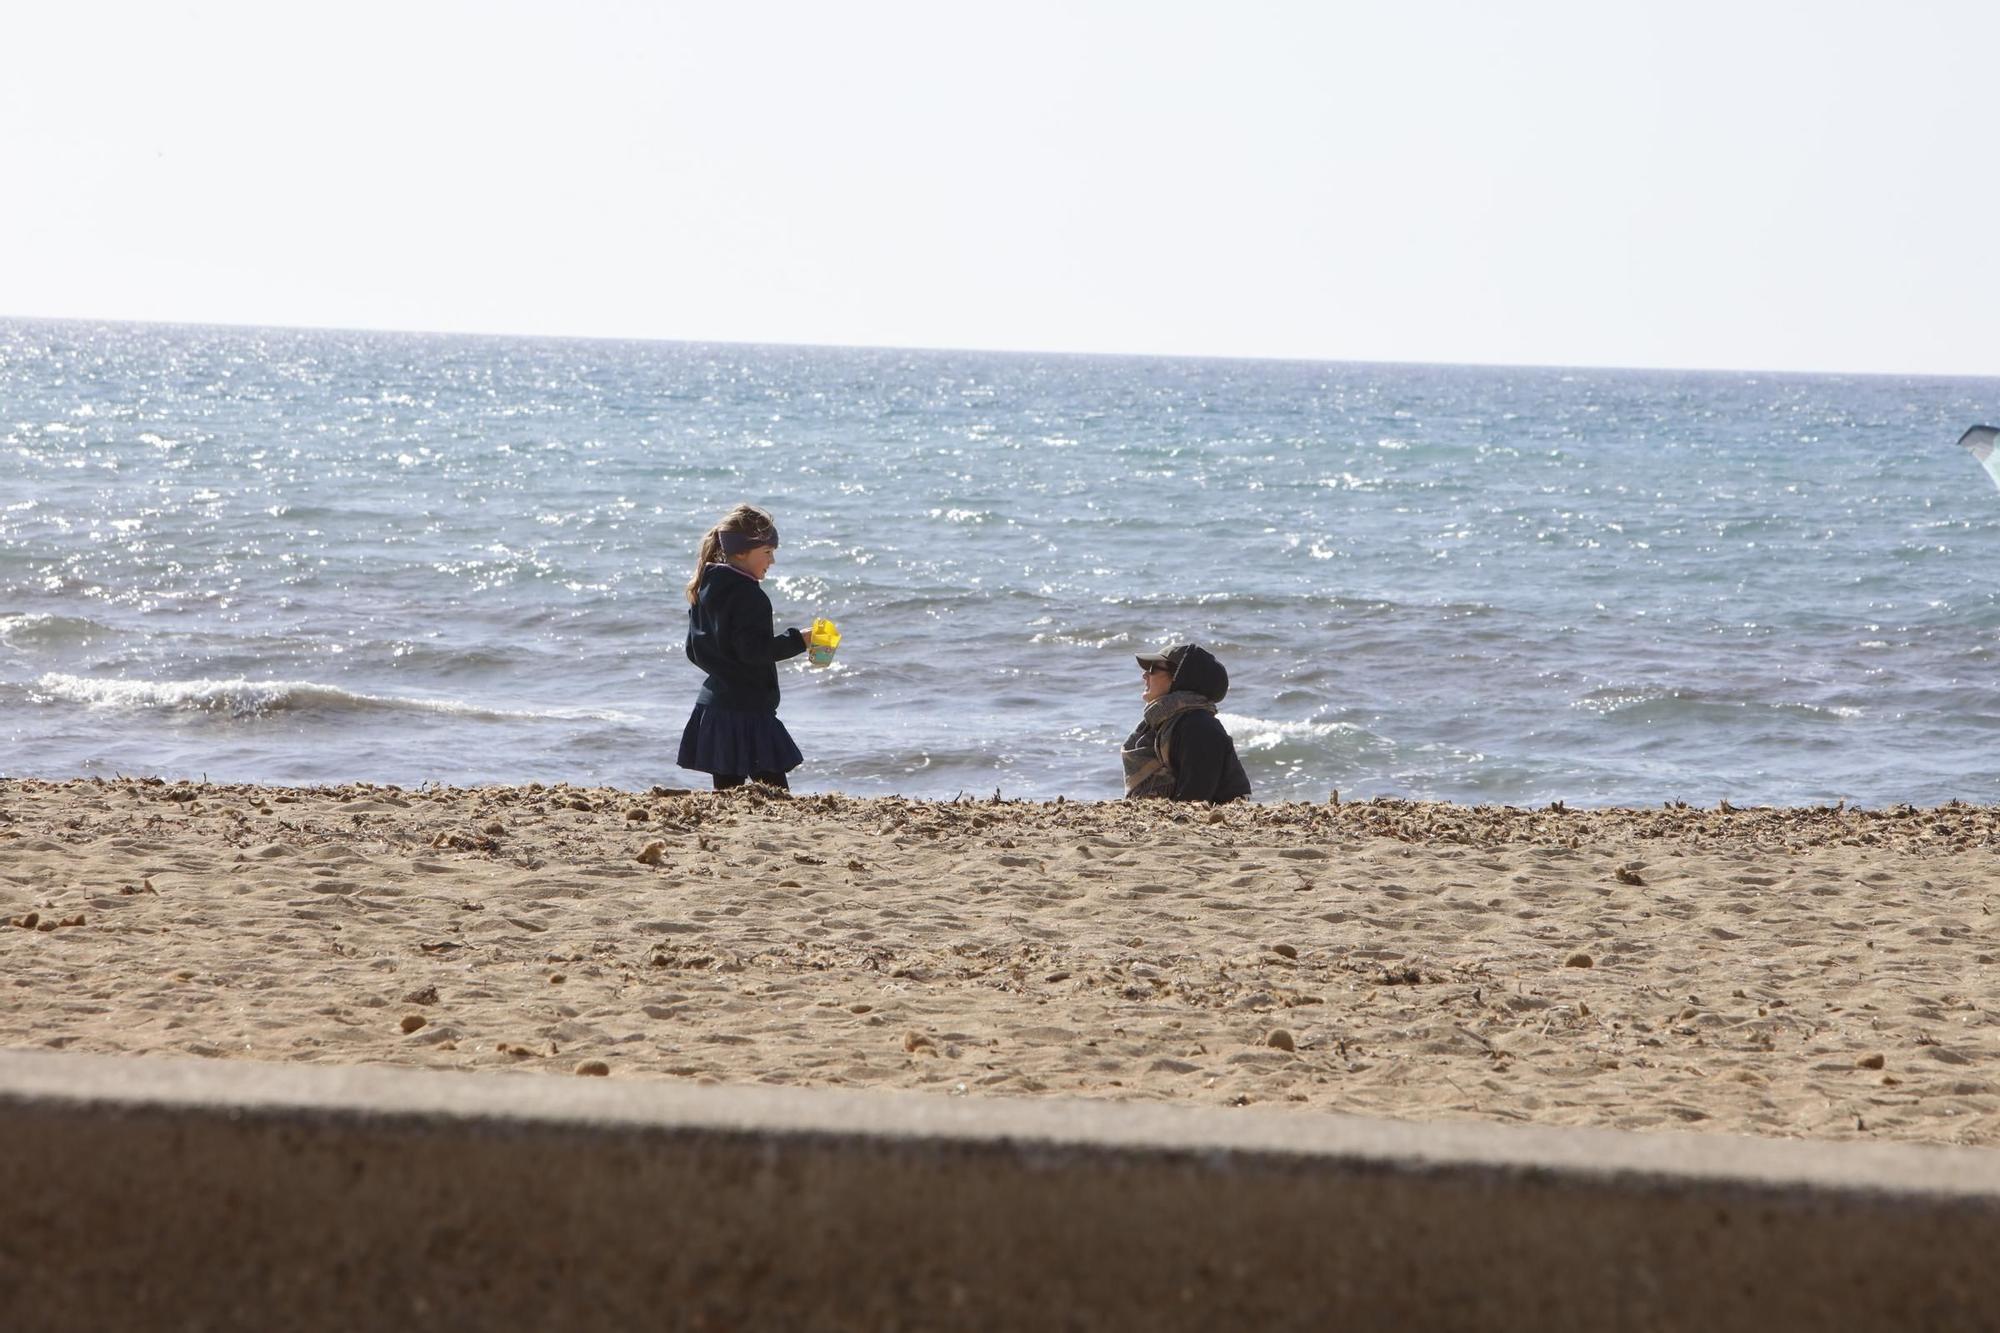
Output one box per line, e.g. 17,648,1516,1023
717,528,777,555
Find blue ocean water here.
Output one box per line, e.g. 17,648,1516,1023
3,318,1997,805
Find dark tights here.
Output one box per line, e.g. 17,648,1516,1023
712,771,790,791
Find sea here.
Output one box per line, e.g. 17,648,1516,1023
3,318,1998,807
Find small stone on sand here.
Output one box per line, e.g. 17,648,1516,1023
1857,1053,1885,1069
1566,952,1594,968
903,1030,935,1053
1266,1028,1296,1051
635,841,666,866
1614,864,1646,886
1271,943,1299,959
400,1015,427,1034
575,1060,611,1076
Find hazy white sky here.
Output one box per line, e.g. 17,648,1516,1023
4,2,1996,374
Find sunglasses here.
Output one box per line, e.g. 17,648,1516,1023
1141,664,1171,676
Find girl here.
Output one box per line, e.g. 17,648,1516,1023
677,504,810,790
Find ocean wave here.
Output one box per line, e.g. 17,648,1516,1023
1573,688,1863,723
867,588,1052,615
1216,713,1369,753
0,613,108,648
818,746,1010,779
1103,591,1504,621
31,673,640,725
1027,627,1138,649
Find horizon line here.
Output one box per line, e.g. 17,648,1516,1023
5,309,1997,385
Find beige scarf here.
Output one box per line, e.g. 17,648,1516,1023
1121,691,1216,798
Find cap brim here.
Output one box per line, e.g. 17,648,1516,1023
1135,653,1172,670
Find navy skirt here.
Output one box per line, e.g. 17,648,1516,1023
677,704,803,776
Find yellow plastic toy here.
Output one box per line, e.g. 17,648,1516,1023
807,617,841,667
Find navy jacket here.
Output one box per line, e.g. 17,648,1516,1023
1160,709,1252,804
686,565,805,714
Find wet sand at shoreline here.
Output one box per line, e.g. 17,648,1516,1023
3,778,1996,1146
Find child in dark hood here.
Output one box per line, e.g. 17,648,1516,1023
1122,643,1251,804
677,503,810,791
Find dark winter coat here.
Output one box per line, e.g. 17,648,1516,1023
686,564,805,714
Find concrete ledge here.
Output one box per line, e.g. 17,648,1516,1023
2,1050,1997,1331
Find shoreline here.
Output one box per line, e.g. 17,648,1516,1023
13,770,2000,824
3,777,1995,1147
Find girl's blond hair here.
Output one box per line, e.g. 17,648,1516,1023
686,504,779,605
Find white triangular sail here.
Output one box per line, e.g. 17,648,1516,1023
1958,425,2000,493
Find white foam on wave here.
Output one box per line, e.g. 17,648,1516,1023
32,673,639,725
0,613,57,644
1216,713,1357,752
0,613,102,647
1573,689,1864,721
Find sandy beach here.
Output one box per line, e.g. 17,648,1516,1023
2,777,1995,1147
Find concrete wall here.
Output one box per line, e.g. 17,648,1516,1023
1,1048,1997,1331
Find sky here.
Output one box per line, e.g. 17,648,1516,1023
3,1,1996,375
